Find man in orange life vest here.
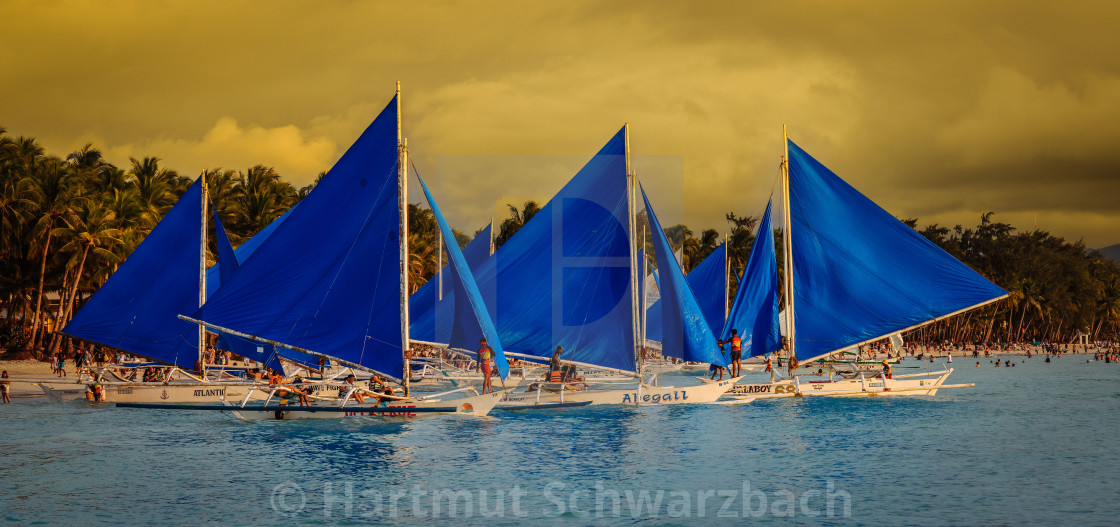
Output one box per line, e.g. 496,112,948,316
478,338,493,394
718,329,744,377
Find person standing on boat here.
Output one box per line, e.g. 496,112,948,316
550,346,564,373
718,330,744,377
478,338,494,394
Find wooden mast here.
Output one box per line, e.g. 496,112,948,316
781,125,795,362
198,170,208,378
398,82,410,394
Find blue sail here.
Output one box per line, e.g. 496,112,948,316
62,178,207,368
787,140,1008,362
468,128,636,371
415,176,509,379
641,186,729,367
409,223,491,344
213,208,239,281
721,200,782,358
207,210,290,373
196,95,406,378
646,243,727,343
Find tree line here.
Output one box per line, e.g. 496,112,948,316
2,128,1117,358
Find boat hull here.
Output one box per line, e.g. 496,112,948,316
40,382,262,404
726,370,954,399
500,378,742,407
225,389,508,420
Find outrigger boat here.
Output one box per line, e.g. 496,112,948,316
49,170,299,404
418,125,740,408
169,85,514,419
714,129,1006,401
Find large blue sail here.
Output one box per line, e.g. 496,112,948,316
468,128,636,371
207,203,318,371
641,186,729,367
409,223,491,344
721,200,781,358
62,178,206,368
645,243,727,343
787,140,1008,362
415,176,509,379
196,95,405,378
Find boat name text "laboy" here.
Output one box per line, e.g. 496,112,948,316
621,391,689,404
193,388,226,397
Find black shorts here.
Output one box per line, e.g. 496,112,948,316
731,350,742,362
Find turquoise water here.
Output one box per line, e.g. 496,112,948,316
2,355,1118,525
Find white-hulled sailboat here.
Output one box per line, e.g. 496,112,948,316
483,124,740,407
155,85,510,420
719,129,1007,401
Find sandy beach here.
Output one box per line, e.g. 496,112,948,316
0,359,70,397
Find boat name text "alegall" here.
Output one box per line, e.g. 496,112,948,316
193,388,226,397
621,391,688,404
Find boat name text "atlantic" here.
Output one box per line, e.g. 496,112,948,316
193,388,226,397
621,390,688,404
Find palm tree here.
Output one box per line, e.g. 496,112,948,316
229,165,297,238
27,158,77,350
494,200,540,249
66,143,109,194
127,156,177,228
49,200,121,353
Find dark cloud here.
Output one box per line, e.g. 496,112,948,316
1,0,1116,246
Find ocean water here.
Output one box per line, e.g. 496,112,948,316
2,355,1118,526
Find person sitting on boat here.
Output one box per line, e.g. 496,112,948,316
881,360,892,379
478,338,494,394
564,366,589,391
765,354,773,373
290,374,309,406
788,356,800,376
340,374,367,404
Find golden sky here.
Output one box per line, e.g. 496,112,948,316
3,0,1118,247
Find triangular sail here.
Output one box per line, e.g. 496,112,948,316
721,199,781,358
209,210,292,373
62,178,207,368
641,186,729,367
645,243,727,344
195,95,405,378
409,223,492,344
467,128,636,371
415,176,509,379
787,140,1008,362
213,208,240,281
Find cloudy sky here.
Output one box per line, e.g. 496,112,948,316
3,0,1118,247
